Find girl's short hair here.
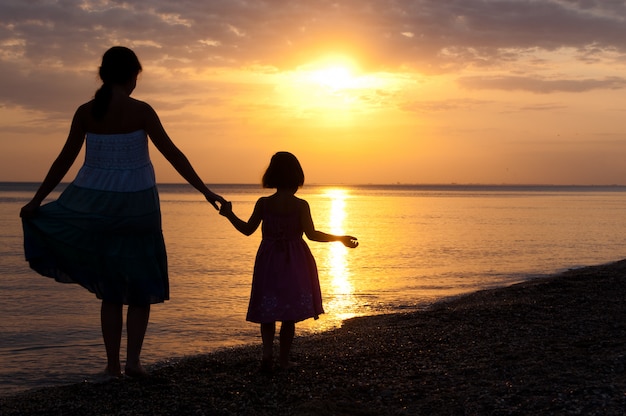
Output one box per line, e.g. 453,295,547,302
262,152,305,189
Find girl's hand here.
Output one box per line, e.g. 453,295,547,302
20,201,40,219
341,236,359,248
219,201,233,217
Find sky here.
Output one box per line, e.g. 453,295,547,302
2,0,626,185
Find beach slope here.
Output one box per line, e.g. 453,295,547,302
2,260,625,415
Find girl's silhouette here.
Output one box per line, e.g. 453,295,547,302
220,151,358,372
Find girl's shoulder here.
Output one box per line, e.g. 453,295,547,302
262,193,307,215
293,196,309,208
291,196,311,216
254,196,271,212
292,194,309,204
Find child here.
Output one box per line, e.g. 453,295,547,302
219,151,358,372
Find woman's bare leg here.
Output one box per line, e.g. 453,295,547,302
101,301,123,376
125,304,150,376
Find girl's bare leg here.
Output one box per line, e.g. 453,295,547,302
101,301,123,377
260,322,276,371
279,321,295,369
125,305,150,377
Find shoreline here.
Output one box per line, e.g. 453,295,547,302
2,260,625,415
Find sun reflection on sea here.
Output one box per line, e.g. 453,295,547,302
319,188,358,323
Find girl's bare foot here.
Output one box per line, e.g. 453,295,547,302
124,364,148,378
278,361,298,371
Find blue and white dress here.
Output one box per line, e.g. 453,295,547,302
22,130,168,305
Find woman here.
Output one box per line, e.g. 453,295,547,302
20,46,225,378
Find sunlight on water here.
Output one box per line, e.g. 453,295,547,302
325,188,347,234
322,188,357,322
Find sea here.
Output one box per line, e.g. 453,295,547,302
2,182,626,396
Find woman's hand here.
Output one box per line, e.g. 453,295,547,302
20,201,41,219
205,191,227,210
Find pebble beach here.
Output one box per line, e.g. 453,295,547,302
2,260,625,415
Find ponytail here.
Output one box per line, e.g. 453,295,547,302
92,83,113,120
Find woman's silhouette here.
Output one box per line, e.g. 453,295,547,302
20,46,225,378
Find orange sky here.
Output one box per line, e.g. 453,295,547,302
2,1,626,185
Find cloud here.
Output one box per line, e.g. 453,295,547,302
1,0,626,112
400,98,492,113
0,60,95,114
518,103,568,111
3,1,626,68
457,75,626,93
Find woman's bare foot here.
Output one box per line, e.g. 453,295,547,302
104,364,123,378
260,358,273,374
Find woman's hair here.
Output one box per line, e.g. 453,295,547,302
262,152,305,190
92,46,143,119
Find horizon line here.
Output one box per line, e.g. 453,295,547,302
3,181,626,188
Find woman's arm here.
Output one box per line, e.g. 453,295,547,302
20,107,87,218
300,200,358,248
220,198,263,236
143,103,225,209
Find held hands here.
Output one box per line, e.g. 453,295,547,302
219,200,233,217
340,235,359,248
206,191,227,211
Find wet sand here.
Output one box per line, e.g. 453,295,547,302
2,260,625,415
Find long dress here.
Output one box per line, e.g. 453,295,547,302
246,207,324,323
22,130,168,306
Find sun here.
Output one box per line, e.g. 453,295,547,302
271,54,396,121
306,64,357,91
299,56,362,91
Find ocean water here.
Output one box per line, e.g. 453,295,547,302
2,182,626,396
